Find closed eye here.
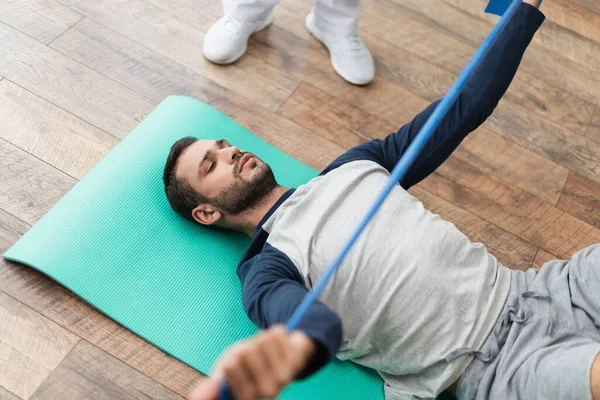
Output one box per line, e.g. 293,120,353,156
208,161,216,174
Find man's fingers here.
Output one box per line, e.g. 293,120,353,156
243,338,280,398
261,326,287,383
222,345,257,400
188,377,221,400
288,331,316,372
265,326,295,385
267,326,308,385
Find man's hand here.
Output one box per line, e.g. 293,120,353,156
523,0,542,7
189,326,317,400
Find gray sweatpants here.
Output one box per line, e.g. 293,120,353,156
457,244,600,400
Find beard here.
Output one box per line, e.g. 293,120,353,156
209,154,277,216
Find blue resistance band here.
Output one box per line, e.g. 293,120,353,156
486,0,542,16
219,1,523,398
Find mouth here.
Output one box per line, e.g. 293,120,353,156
238,153,255,173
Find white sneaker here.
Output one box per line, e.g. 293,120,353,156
203,14,272,65
305,12,375,85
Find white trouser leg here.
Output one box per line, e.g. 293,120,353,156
312,0,362,36
223,0,279,22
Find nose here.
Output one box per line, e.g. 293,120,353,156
222,145,240,164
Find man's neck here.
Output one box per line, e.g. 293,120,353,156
232,185,290,237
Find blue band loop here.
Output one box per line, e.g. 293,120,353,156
486,0,541,16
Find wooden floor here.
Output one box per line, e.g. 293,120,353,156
1,0,599,398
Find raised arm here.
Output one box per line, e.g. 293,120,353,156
321,0,545,190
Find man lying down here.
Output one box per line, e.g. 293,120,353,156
163,2,600,399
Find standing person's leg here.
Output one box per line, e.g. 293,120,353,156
222,0,278,22
311,0,361,36
306,0,375,85
203,0,278,65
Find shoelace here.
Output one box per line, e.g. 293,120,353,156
338,35,366,53
222,17,245,36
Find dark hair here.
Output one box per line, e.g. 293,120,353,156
163,137,209,222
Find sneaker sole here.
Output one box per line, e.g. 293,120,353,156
204,16,273,65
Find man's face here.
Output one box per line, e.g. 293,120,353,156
176,139,277,217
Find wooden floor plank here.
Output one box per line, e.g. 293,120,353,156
321,77,432,131
557,102,597,137
438,0,600,70
50,16,344,171
0,290,79,370
0,209,59,400
557,172,600,228
0,0,82,44
0,341,51,400
56,0,299,113
537,0,600,44
0,139,76,225
532,248,560,269
420,156,600,258
453,127,569,205
533,19,600,74
30,341,183,400
0,386,21,400
570,0,600,15
515,39,599,110
587,106,600,143
486,102,600,185
0,291,80,398
277,82,395,147
0,80,119,180
0,259,203,398
0,21,156,138
30,372,96,400
0,209,29,253
385,0,600,108
357,0,597,136
410,186,538,270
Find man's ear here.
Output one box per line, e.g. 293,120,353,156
192,204,222,226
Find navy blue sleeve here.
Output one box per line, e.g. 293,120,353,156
321,2,545,190
239,243,343,378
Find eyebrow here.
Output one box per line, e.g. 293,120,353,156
198,139,227,176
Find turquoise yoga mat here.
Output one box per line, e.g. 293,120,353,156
3,96,385,399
